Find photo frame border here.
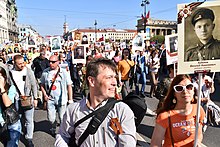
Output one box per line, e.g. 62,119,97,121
177,1,220,74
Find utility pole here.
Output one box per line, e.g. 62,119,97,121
141,0,150,33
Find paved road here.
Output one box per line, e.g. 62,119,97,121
1,76,219,147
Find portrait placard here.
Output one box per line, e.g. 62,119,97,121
74,32,81,41
50,36,62,53
72,45,86,64
81,35,88,44
165,34,178,65
177,1,220,74
132,33,145,52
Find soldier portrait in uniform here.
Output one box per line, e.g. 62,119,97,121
185,7,220,61
72,46,86,64
81,35,88,44
177,1,220,74
50,36,62,52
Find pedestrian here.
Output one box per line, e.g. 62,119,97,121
185,8,220,61
193,74,217,131
40,55,73,137
32,50,50,108
134,50,148,98
148,49,160,98
150,74,205,147
0,64,21,147
118,48,134,98
11,55,38,147
55,58,136,147
58,53,69,71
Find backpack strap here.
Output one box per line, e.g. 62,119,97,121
70,98,119,146
9,71,22,96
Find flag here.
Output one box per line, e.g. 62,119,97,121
98,36,104,42
146,11,150,19
141,11,150,23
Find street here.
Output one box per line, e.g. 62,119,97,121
0,77,218,147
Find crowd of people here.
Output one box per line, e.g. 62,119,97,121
0,42,219,147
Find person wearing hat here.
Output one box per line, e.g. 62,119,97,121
185,8,220,61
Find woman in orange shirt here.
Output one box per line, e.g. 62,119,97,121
118,48,134,98
150,74,205,147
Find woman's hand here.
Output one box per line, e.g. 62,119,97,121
0,75,5,92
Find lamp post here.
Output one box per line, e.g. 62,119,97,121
141,0,150,33
94,20,97,42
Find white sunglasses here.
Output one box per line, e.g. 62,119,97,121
173,83,194,93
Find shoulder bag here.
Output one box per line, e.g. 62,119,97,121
9,71,33,110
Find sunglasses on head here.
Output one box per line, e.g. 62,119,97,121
173,83,194,93
49,60,58,64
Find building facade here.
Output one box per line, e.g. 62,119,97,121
7,0,18,43
18,24,43,49
0,0,18,45
137,18,177,38
69,28,136,44
0,0,8,44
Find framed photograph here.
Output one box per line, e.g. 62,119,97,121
165,34,178,65
50,36,62,52
177,1,220,74
72,45,86,64
81,35,88,44
74,32,81,41
132,33,145,52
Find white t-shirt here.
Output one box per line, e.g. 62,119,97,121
12,67,27,96
47,69,61,103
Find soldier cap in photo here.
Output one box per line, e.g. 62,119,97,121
191,8,215,26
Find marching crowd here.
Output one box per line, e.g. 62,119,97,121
0,43,219,147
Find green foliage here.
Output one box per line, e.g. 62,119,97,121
150,35,165,44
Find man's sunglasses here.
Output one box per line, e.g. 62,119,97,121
173,83,194,93
49,60,58,64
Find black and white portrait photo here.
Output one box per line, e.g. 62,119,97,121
177,1,220,74
165,34,178,65
50,36,62,52
184,6,220,62
132,34,145,52
81,35,88,44
72,46,86,64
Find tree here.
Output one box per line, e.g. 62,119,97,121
150,35,165,44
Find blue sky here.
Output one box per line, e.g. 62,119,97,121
16,0,198,36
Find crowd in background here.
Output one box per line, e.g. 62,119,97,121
0,42,219,146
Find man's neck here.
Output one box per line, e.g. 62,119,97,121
14,66,24,71
88,93,107,109
51,67,59,71
200,36,213,45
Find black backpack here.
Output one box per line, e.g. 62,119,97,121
123,92,147,127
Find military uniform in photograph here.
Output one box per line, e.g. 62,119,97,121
185,8,220,61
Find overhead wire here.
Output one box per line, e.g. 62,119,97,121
17,6,177,32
